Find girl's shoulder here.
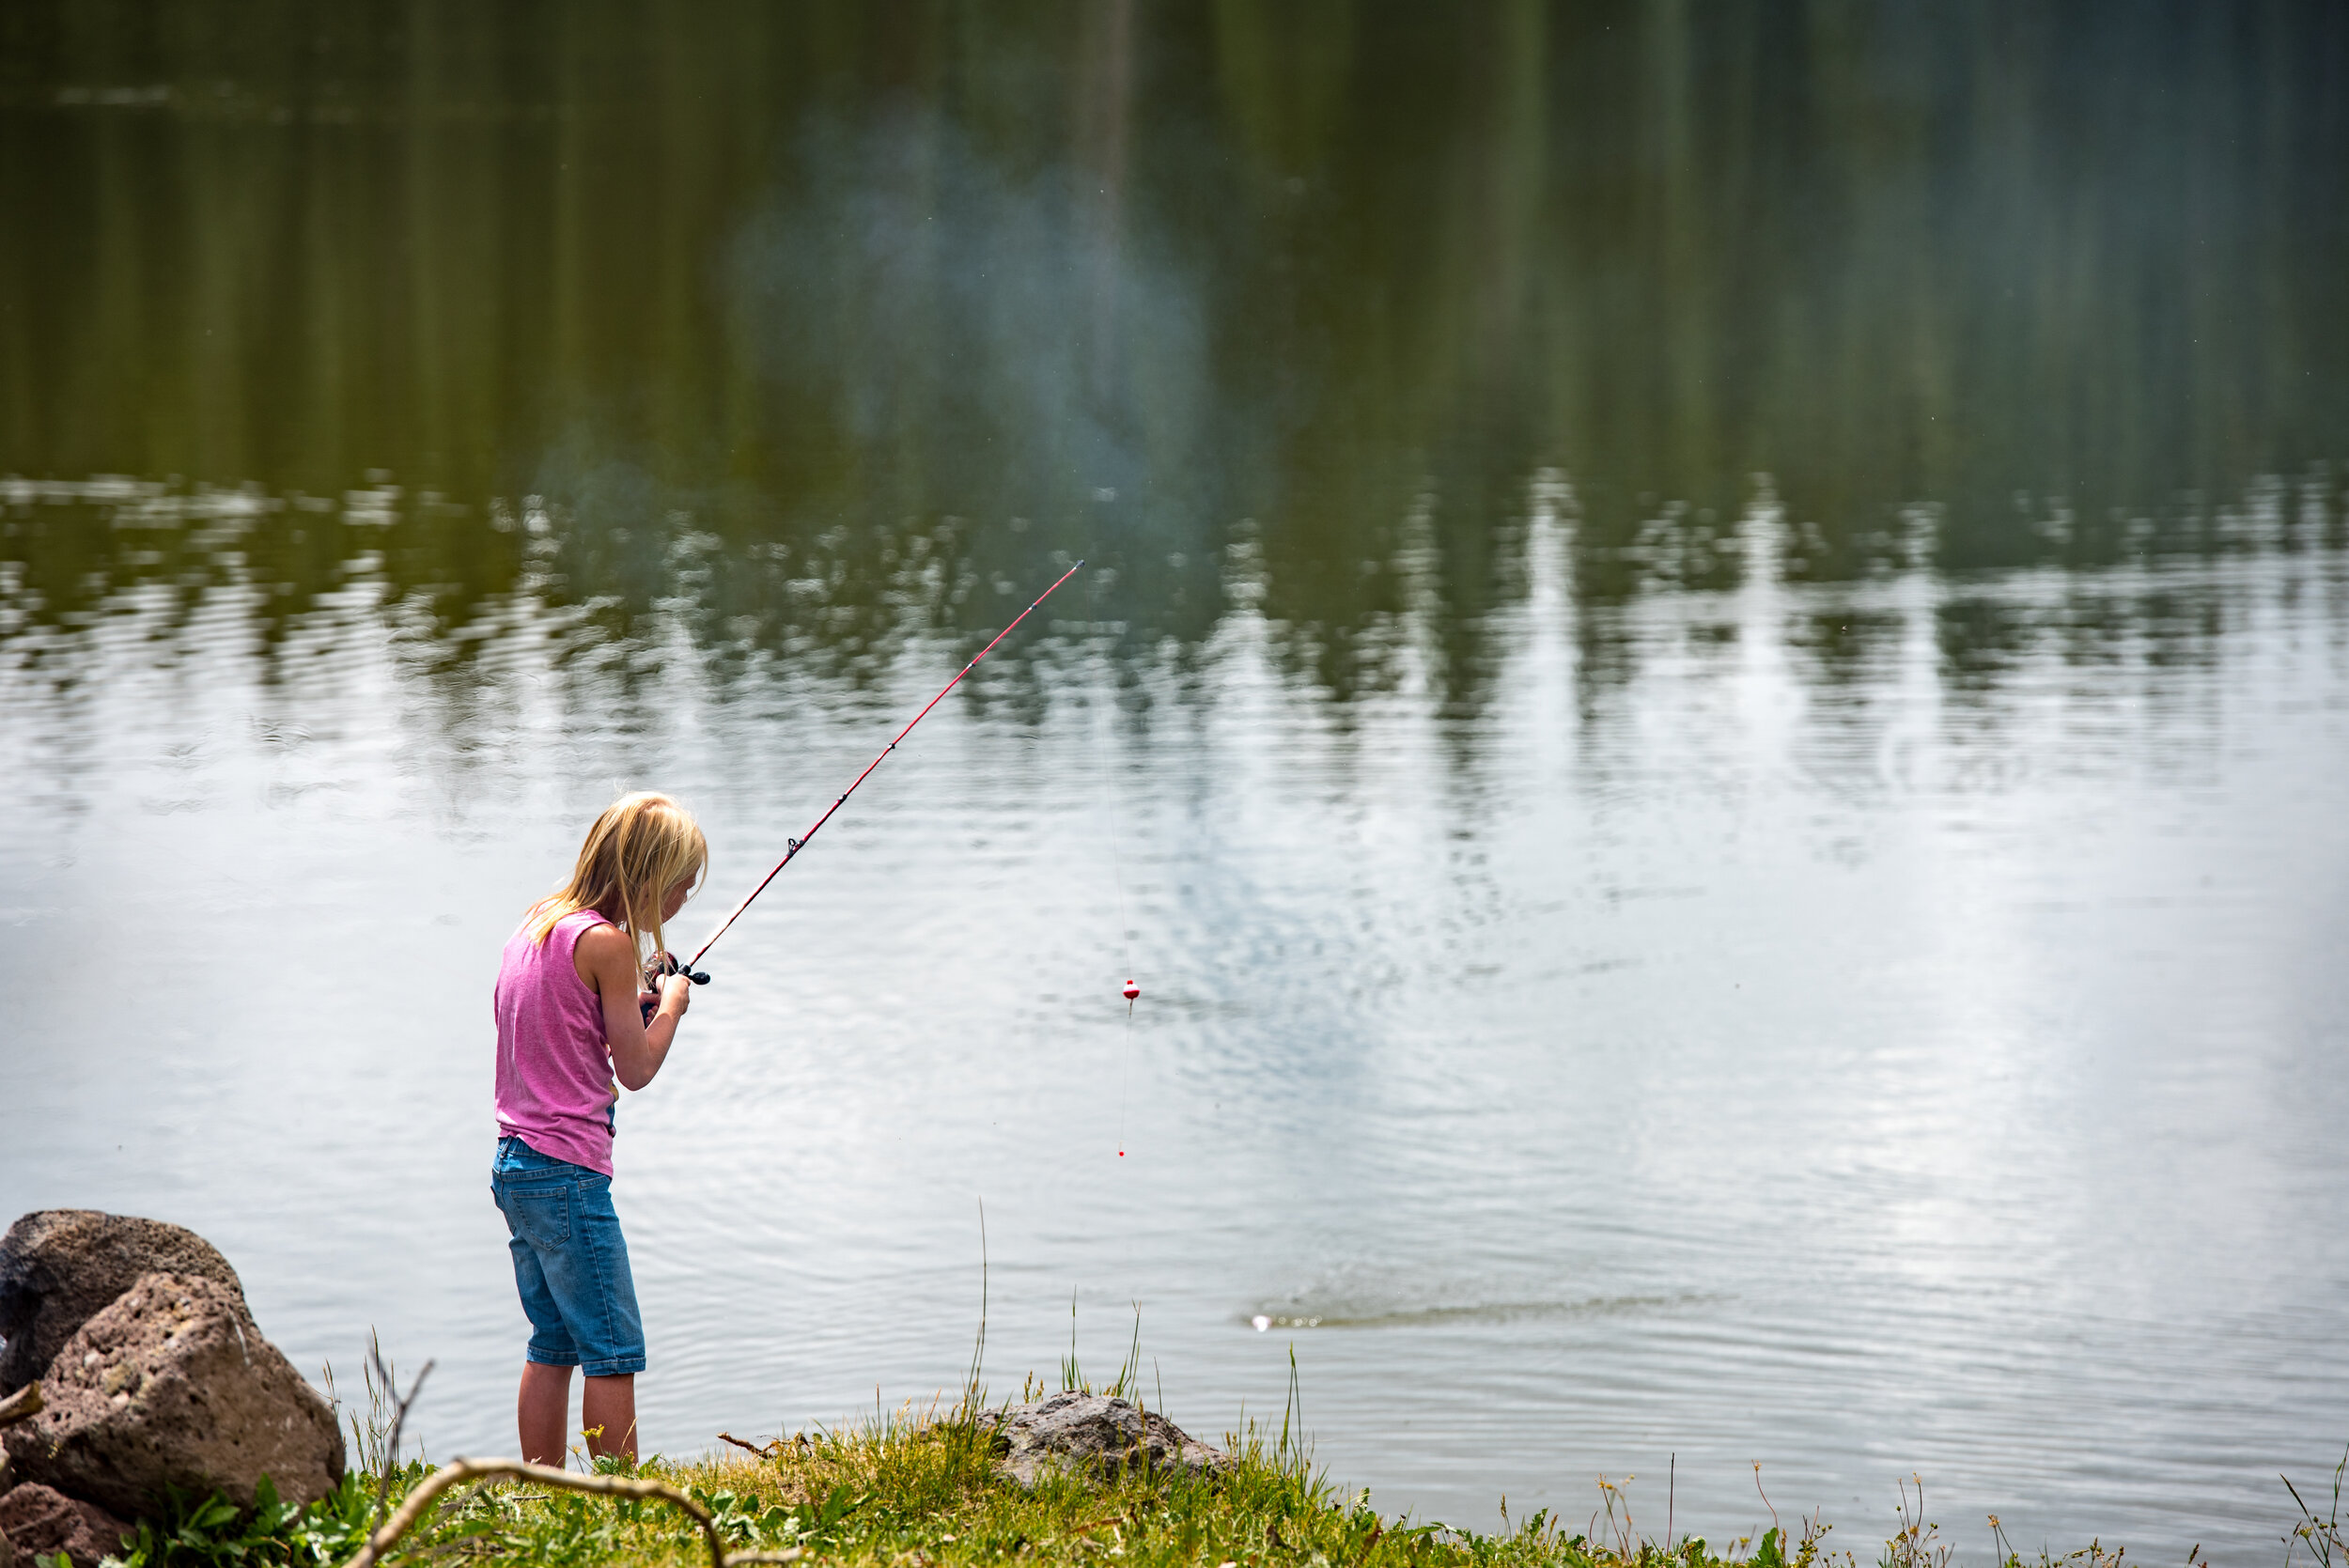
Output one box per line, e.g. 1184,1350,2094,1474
568,912,635,996
552,907,618,965
570,915,628,955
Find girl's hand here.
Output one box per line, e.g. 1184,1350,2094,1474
633,973,691,1023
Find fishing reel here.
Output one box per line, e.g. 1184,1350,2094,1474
638,952,711,1023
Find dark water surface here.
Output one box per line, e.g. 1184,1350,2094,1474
6,6,2349,1560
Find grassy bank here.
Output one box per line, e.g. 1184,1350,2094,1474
96,1393,2349,1568
74,1348,2343,1568
108,1406,1840,1568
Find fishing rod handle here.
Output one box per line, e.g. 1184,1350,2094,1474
636,978,709,1022
647,950,711,983
637,955,711,1022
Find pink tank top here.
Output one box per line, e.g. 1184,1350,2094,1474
493,908,621,1175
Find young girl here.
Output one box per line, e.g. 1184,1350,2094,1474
490,791,708,1467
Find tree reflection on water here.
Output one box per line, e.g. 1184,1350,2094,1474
1,1,2343,720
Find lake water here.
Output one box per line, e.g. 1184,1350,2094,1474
5,7,2349,1562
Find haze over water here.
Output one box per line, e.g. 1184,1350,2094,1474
5,6,2348,1560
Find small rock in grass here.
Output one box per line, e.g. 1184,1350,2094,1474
0,1483,133,1568
0,1211,247,1394
2,1272,344,1520
984,1392,1229,1487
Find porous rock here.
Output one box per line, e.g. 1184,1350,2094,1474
984,1392,1228,1487
0,1483,133,1568
2,1273,343,1520
0,1211,245,1394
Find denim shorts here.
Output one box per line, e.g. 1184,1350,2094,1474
490,1137,646,1376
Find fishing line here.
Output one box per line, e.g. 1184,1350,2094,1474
668,559,1086,983
1087,563,1141,1157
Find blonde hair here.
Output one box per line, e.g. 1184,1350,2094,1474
526,791,709,974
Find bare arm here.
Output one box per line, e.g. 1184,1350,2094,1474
575,924,690,1092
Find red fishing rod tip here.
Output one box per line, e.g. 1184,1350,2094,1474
1123,979,1140,1001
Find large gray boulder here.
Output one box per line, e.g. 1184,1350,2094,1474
984,1392,1229,1487
0,1211,245,1394
0,1483,132,1568
2,1273,343,1519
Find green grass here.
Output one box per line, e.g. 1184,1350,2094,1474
101,1402,1803,1568
95,1396,2349,1568
84,1335,2349,1568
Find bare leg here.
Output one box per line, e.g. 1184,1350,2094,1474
517,1362,573,1467
580,1374,637,1465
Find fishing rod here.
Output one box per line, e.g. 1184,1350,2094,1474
646,558,1086,1003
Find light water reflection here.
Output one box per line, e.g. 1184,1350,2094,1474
5,3,2349,1561
5,486,2345,1561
